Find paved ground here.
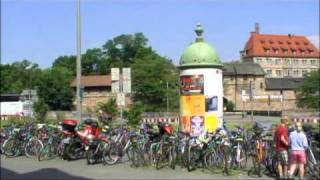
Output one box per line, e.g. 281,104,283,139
1,155,274,180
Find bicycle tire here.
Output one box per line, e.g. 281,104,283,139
2,138,19,157
38,145,49,161
86,149,96,165
25,138,43,158
104,143,120,165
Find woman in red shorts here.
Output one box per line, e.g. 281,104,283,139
288,122,308,179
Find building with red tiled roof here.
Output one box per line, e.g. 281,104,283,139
241,23,320,78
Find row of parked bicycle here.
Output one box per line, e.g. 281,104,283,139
1,119,319,179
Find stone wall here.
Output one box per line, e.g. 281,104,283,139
224,75,300,112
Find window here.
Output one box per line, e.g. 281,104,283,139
266,58,272,64
311,60,316,65
293,50,297,55
302,60,307,65
275,59,281,65
302,70,308,75
266,70,272,75
243,75,248,80
276,70,282,77
287,69,291,76
293,70,300,76
285,59,290,65
293,59,299,65
260,82,263,89
275,50,279,54
255,58,262,62
284,50,288,55
266,49,270,54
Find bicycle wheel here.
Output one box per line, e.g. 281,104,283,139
130,148,140,167
25,138,43,158
2,138,19,157
169,146,176,170
187,146,197,172
103,143,120,165
86,149,97,165
38,145,49,161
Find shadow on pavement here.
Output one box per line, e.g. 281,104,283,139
1,167,89,180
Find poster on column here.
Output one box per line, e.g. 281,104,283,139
180,75,204,95
181,116,191,133
180,95,205,115
180,95,205,134
190,116,204,137
204,114,219,133
205,96,218,112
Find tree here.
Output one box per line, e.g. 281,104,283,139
33,99,49,123
97,98,118,118
102,33,148,69
131,48,179,112
296,70,320,110
37,67,74,110
52,55,76,76
0,60,41,94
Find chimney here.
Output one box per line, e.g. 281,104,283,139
255,23,260,34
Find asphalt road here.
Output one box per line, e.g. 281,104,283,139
1,155,274,180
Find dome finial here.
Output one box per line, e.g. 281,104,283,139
195,24,204,42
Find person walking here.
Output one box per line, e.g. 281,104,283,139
288,122,308,180
274,116,289,179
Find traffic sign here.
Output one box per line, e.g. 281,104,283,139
111,68,120,93
122,68,131,93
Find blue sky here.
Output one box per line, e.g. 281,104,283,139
1,0,319,68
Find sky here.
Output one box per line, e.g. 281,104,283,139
1,0,319,68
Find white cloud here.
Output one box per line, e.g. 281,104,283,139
307,35,320,48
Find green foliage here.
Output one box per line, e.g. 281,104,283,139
296,70,320,109
124,104,144,126
102,32,148,69
37,67,74,110
131,48,179,112
33,99,49,123
225,101,235,112
97,98,118,118
2,32,180,113
52,56,77,76
3,117,34,127
0,60,41,94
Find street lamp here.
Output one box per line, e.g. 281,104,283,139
26,65,33,119
76,0,82,121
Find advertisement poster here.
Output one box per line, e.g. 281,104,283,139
190,116,204,136
181,116,191,133
204,115,219,133
205,96,218,112
180,75,204,95
180,95,205,116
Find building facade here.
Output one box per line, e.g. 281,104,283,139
223,62,304,113
240,24,320,78
70,75,116,112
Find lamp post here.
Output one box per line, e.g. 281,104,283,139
26,65,33,119
76,0,82,121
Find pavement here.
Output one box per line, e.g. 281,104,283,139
0,155,275,180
